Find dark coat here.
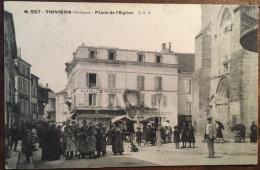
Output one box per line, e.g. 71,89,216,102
112,127,124,153
187,126,196,143
136,131,143,143
181,127,188,142
22,129,33,157
173,129,180,143
44,127,62,161
250,124,257,143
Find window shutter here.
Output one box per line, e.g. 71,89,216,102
93,94,97,106
116,95,120,107
84,93,88,106
86,73,89,87
154,77,158,90
159,77,162,90
151,94,155,107
142,76,145,90
163,95,167,107
137,75,140,89
98,94,102,106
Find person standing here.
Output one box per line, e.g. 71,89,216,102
181,123,188,148
101,126,107,156
64,126,76,160
95,123,103,158
86,129,96,159
111,122,124,155
205,117,217,159
22,128,33,163
173,126,180,149
136,127,143,147
250,121,257,143
187,123,196,148
10,123,20,152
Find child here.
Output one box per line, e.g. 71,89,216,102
22,129,33,163
64,127,76,160
131,142,139,152
173,126,180,149
135,127,143,147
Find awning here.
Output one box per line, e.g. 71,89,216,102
111,115,136,124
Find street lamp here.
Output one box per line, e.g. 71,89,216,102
155,93,163,147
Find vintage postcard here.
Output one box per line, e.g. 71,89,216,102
4,1,258,169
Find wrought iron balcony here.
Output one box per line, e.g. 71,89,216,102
240,6,259,52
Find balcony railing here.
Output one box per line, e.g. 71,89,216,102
240,6,259,52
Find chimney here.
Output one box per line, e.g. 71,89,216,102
17,48,21,58
82,43,85,46
162,43,166,50
73,52,76,58
46,83,48,87
169,42,171,52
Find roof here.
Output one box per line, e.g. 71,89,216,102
31,73,39,79
175,53,195,73
56,88,67,95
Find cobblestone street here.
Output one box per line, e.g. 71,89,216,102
14,136,257,169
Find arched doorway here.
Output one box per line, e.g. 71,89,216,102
216,76,230,129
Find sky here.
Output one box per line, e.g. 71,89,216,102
4,2,201,93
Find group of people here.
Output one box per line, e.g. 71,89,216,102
135,123,196,149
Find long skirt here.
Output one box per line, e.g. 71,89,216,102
112,134,124,154
78,138,88,153
66,138,76,152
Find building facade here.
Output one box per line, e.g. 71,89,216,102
37,83,50,120
56,88,70,123
176,53,194,126
4,10,17,128
14,49,32,123
65,43,179,127
193,5,258,133
44,88,56,123
31,74,39,120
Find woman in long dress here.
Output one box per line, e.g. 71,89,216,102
64,126,76,160
111,122,124,155
77,127,88,159
187,123,195,148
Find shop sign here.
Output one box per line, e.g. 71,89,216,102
80,89,124,94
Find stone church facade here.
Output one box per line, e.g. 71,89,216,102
193,5,258,133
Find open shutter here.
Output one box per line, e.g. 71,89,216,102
86,73,89,87
159,77,162,90
154,77,158,90
84,93,89,106
113,74,116,88
137,75,140,89
142,76,145,90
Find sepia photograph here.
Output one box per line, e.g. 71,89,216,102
3,1,258,169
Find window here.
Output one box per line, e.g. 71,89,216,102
19,79,23,91
137,94,145,106
137,75,145,90
108,74,116,88
185,78,192,93
23,66,26,75
89,94,97,106
20,99,24,113
185,102,192,115
108,94,116,107
24,100,28,114
89,50,96,59
108,50,116,60
154,76,162,91
87,73,97,88
24,81,27,93
156,55,162,63
27,68,30,77
138,54,144,62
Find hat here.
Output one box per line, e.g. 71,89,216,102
71,120,76,124
207,116,212,120
83,119,87,123
137,127,141,129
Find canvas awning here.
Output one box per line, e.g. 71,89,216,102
111,115,136,124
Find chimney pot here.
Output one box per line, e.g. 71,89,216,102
169,42,172,52
46,83,48,87
162,43,166,50
82,43,85,46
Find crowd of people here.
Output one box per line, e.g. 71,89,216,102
5,118,257,164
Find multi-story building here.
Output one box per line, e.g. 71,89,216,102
55,88,70,123
44,88,56,123
176,53,195,127
4,10,17,128
31,74,39,120
193,5,258,133
14,48,32,123
65,43,179,127
38,83,49,120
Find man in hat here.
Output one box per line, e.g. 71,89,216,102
205,117,217,159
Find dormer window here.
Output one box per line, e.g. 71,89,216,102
156,55,162,63
88,49,97,59
137,52,145,62
108,49,116,60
